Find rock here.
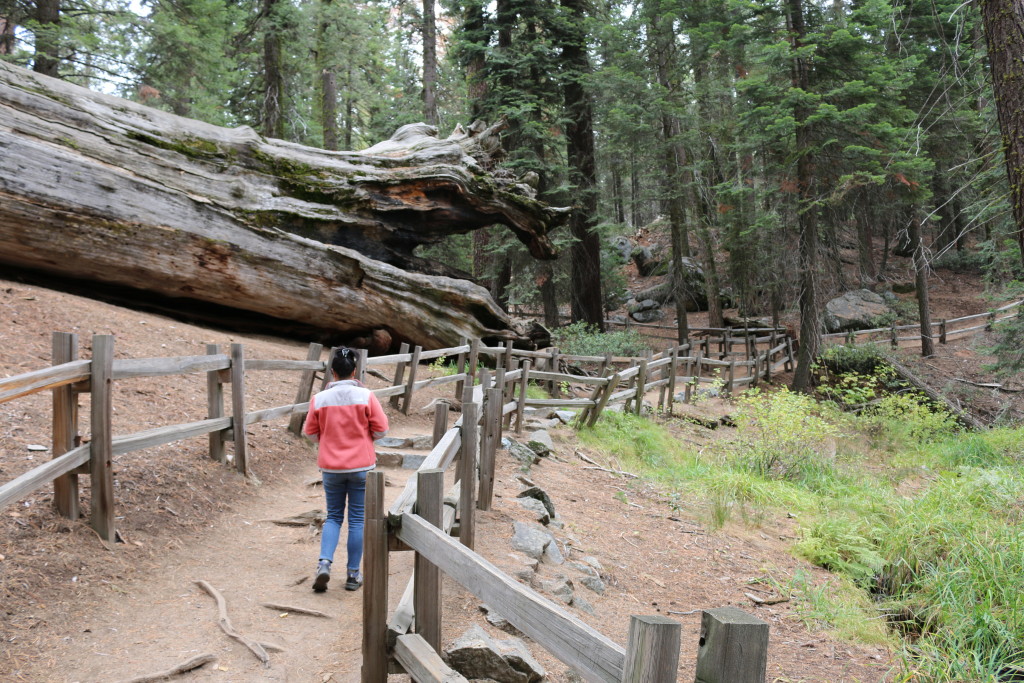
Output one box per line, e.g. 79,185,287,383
526,418,560,430
446,625,545,683
823,289,893,332
631,246,666,277
375,436,411,449
518,497,551,525
580,575,606,595
631,308,664,323
571,593,596,615
511,521,554,560
402,453,427,469
26,444,47,452
569,561,599,577
543,539,565,565
375,451,404,467
627,298,660,314
581,556,604,572
517,486,556,518
480,604,512,629
507,440,539,466
526,430,554,457
540,576,575,604
409,434,434,449
554,410,577,424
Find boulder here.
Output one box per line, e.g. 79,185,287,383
631,246,666,277
631,308,664,323
526,430,554,457
517,486,556,518
540,576,575,604
518,497,551,525
446,625,545,683
543,538,565,565
511,521,554,560
823,289,893,332
507,440,539,466
571,594,596,615
609,236,633,264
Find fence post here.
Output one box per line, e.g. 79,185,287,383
785,339,795,371
288,342,323,436
356,348,368,384
321,347,338,391
205,343,227,463
478,387,501,511
890,321,898,349
547,347,559,395
987,311,996,331
52,332,79,519
515,360,531,434
455,337,468,399
414,469,444,653
432,403,449,447
633,359,648,416
694,607,769,683
666,348,679,416
229,343,249,476
467,339,481,389
939,319,947,344
401,345,422,415
391,342,411,409
726,361,735,396
89,334,115,542
503,340,514,372
362,471,389,683
620,615,681,683
683,357,694,404
587,372,620,428
458,393,479,549
578,364,612,426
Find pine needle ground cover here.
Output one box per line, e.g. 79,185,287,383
577,379,1024,681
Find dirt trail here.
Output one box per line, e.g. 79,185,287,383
27,454,415,683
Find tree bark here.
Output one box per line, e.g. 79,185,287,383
908,215,935,356
562,0,604,329
262,0,284,139
422,0,438,126
980,0,1024,269
789,0,821,392
0,61,565,349
0,16,16,55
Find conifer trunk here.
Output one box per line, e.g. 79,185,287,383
909,215,935,356
422,0,438,125
33,0,60,77
262,0,284,139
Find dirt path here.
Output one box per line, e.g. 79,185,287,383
18,458,415,683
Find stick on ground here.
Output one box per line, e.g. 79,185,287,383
195,580,271,667
112,653,217,683
261,602,332,618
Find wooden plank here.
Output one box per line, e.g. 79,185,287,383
241,358,324,372
459,400,479,548
467,339,480,388
288,343,323,435
52,332,80,519
245,402,309,425
411,374,465,391
515,359,531,434
525,370,611,386
414,469,444,653
587,372,621,427
0,359,91,405
402,346,423,415
321,347,339,391
432,403,450,447
112,417,233,455
111,354,231,379
230,343,249,476
390,342,411,410
387,428,462,520
362,471,388,683
366,349,414,366
455,337,468,399
477,389,501,512
694,607,768,683
89,335,115,542
621,615,681,683
398,512,626,683
206,344,227,463
373,385,409,399
0,444,89,511
394,634,469,683
633,359,648,415
523,398,597,408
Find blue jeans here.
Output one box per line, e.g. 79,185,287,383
320,470,367,573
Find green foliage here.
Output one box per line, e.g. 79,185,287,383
550,322,650,358
864,393,959,448
816,342,886,376
795,517,885,585
732,388,843,480
987,308,1024,378
577,411,683,471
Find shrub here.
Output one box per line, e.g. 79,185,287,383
817,344,886,376
864,393,958,447
550,321,650,358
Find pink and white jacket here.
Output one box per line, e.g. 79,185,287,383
303,379,389,473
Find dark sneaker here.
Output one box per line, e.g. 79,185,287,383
345,571,362,591
313,560,331,592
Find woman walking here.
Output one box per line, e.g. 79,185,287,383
303,348,389,592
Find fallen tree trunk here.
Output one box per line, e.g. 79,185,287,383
886,357,987,431
0,61,566,349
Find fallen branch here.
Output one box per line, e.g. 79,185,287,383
113,653,217,683
261,602,332,618
745,592,789,606
574,450,600,466
885,357,987,430
583,465,639,479
953,378,1024,392
195,580,270,668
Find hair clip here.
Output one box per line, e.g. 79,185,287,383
340,348,351,358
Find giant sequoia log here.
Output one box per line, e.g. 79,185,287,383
0,61,565,349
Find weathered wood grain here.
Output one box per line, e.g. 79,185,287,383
112,418,233,455
397,512,626,683
0,360,91,404
0,444,90,511
112,355,230,379
394,634,469,683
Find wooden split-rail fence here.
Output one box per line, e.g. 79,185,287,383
0,329,786,682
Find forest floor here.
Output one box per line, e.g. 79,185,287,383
0,268,1018,682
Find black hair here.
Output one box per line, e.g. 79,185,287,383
331,347,357,379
